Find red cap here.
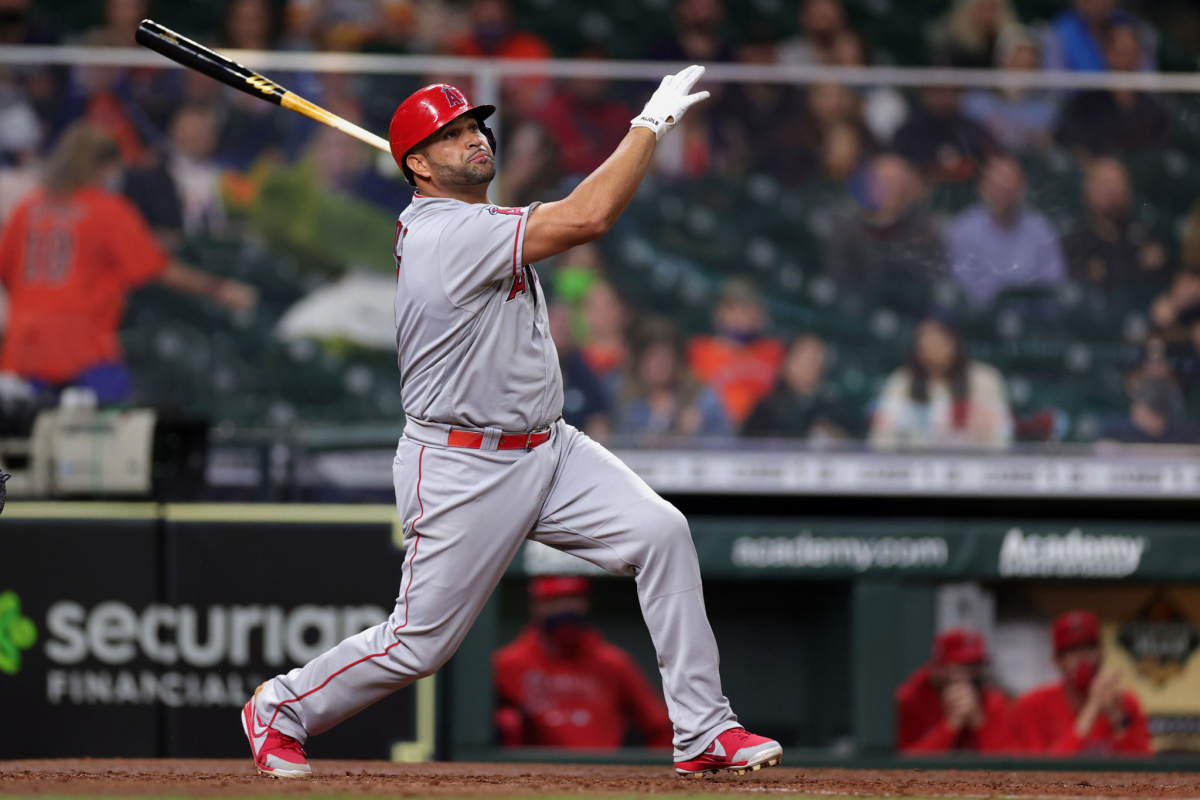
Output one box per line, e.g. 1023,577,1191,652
930,628,987,665
1053,609,1100,654
529,576,590,602
388,83,495,179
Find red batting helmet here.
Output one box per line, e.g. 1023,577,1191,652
389,83,496,186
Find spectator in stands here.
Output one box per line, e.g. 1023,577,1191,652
0,122,256,405
1166,305,1200,397
827,30,908,146
223,0,283,50
648,0,736,63
1099,373,1199,444
825,154,945,290
125,104,227,242
0,0,57,44
870,316,1012,449
283,0,417,51
1013,610,1152,755
494,577,673,749
687,278,785,427
615,317,730,438
928,0,1019,69
83,0,144,47
1040,0,1157,72
534,46,633,180
74,59,145,165
452,0,551,59
893,86,1000,183
776,0,852,66
961,26,1060,152
549,303,611,439
308,118,411,211
796,82,878,183
580,280,630,400
1057,24,1170,156
0,80,42,224
715,25,810,185
1064,157,1166,291
945,154,1066,306
896,628,1016,754
742,334,854,440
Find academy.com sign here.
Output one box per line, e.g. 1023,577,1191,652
998,527,1148,578
39,600,388,708
732,532,949,572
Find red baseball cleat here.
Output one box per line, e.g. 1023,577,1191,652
241,694,311,778
675,728,783,777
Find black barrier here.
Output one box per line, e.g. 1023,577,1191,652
0,504,435,761
0,508,160,758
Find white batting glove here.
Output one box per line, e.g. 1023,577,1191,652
630,65,711,141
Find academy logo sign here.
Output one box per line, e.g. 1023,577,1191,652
732,533,949,572
998,527,1148,578
0,591,37,675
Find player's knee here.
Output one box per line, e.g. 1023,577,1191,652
636,498,692,555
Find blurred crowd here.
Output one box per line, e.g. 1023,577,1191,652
3,0,1200,446
897,611,1151,756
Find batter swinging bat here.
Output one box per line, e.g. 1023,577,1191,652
134,20,391,154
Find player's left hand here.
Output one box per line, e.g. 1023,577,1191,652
631,65,711,141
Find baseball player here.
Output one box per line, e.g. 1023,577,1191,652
242,65,782,779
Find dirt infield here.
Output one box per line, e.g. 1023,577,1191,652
3,761,1200,799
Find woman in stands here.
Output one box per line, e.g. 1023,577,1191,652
614,317,730,440
0,121,256,405
869,315,1012,449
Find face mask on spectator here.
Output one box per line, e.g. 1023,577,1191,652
542,610,590,657
1066,658,1098,694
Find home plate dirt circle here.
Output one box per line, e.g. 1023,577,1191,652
3,761,1200,797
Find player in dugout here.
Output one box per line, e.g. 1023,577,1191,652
1013,609,1151,755
493,576,673,749
0,121,256,405
895,627,1017,753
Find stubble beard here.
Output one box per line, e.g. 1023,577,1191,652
430,156,496,187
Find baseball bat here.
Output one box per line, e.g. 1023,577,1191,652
134,19,391,154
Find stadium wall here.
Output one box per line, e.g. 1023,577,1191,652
3,502,1200,768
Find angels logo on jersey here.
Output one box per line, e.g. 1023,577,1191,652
488,206,525,217
507,264,538,302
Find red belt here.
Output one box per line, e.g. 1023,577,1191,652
447,426,552,450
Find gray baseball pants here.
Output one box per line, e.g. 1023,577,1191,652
255,419,739,760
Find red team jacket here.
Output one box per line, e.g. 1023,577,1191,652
493,626,673,749
895,666,1017,753
1012,683,1152,756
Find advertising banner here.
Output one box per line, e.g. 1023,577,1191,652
0,508,160,758
0,504,434,761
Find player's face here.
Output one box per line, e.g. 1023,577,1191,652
418,115,495,188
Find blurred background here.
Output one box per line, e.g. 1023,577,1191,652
2,0,1200,769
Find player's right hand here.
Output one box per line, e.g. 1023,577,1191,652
630,65,710,141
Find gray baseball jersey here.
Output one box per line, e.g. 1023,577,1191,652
393,194,562,432
251,192,739,763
